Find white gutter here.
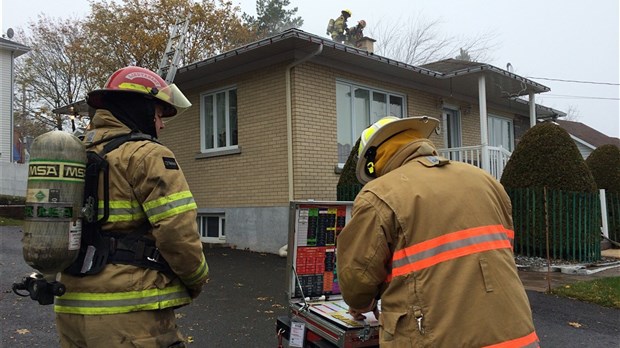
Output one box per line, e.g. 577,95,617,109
286,44,323,201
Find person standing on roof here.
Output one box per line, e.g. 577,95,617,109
55,66,209,348
346,20,366,46
336,116,539,347
328,9,352,43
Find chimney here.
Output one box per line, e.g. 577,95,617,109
356,37,376,53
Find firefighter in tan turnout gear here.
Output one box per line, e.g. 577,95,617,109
336,116,539,347
54,66,209,348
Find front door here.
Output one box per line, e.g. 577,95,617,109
442,108,462,159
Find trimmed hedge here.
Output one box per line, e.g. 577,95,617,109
500,122,597,192
586,144,620,193
337,138,363,201
0,195,25,205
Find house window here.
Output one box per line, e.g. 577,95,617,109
336,81,405,165
488,115,514,151
197,214,226,242
201,87,238,152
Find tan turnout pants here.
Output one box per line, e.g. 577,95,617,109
56,308,185,348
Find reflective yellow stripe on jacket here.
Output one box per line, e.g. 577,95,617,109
181,253,209,286
98,200,145,222
143,191,197,224
54,284,191,315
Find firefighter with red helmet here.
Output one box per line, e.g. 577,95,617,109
337,116,539,347
54,66,208,347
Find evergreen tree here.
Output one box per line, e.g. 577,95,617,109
243,0,303,39
586,144,620,193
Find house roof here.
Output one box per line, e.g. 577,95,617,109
176,28,561,118
556,120,620,148
0,37,30,57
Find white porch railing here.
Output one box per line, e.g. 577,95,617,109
437,145,511,181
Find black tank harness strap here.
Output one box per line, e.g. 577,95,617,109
104,229,172,274
64,132,171,276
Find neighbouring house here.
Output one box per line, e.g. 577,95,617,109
0,36,30,196
150,28,566,253
556,119,620,158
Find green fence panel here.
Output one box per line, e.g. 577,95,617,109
508,188,601,262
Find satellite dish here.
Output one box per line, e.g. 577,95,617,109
6,28,14,39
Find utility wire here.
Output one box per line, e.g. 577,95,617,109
526,77,620,86
542,94,620,101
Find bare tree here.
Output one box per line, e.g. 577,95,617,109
14,16,90,131
83,0,254,85
564,105,581,121
369,13,498,65
13,0,256,138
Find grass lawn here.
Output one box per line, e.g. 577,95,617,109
552,276,620,309
0,216,23,227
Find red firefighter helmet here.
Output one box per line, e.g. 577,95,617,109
87,66,191,117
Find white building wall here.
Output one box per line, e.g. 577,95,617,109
570,135,595,159
0,49,12,163
0,162,27,196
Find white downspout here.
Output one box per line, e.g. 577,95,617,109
478,75,489,173
529,91,537,127
285,44,323,201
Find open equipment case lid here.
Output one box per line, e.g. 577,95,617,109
286,201,379,329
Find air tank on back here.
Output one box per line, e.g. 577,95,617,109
22,130,86,278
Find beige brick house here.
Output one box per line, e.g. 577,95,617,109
162,28,564,253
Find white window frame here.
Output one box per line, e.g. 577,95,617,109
488,114,514,151
200,86,238,154
336,80,406,168
197,214,226,243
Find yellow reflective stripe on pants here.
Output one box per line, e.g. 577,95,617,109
143,191,197,224
54,284,191,315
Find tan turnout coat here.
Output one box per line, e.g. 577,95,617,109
337,139,538,347
55,110,209,315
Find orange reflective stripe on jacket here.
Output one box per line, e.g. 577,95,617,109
388,224,513,281
483,331,540,348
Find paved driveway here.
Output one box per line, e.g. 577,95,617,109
1,226,618,347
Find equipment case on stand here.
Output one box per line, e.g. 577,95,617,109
276,201,379,348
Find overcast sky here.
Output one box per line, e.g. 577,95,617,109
2,0,618,138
